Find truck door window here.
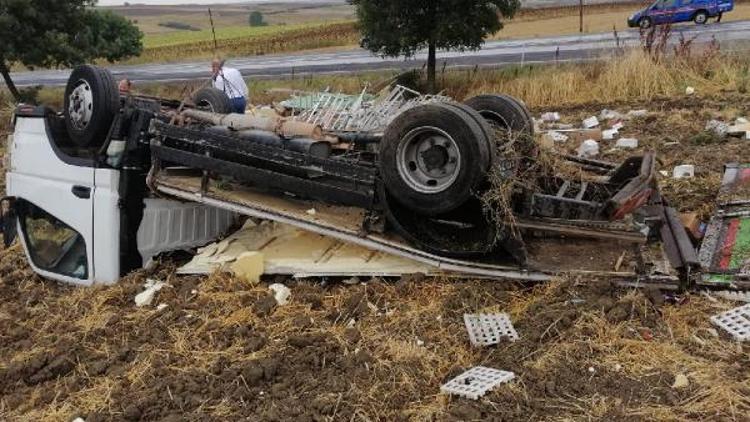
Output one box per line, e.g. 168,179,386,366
18,201,88,279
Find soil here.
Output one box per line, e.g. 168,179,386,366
2,96,750,421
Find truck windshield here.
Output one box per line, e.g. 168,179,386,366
18,201,88,279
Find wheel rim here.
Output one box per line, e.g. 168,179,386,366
396,126,461,194
696,14,707,23
68,79,94,130
641,19,650,28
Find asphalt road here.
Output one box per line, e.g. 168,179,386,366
9,20,750,87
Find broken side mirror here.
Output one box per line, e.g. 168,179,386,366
0,197,18,248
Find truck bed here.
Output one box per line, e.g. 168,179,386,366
154,170,641,281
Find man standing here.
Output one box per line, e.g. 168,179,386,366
211,58,249,114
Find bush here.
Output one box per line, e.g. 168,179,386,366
249,11,267,27
158,21,201,32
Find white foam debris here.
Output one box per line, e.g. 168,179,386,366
616,138,639,149
440,367,515,400
673,164,695,179
685,86,696,96
627,109,648,118
135,279,167,307
577,140,599,158
269,283,291,306
602,129,619,140
599,109,623,121
541,112,561,122
582,116,600,129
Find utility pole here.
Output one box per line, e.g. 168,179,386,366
579,0,584,33
208,8,218,52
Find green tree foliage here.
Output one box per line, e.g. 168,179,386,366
248,11,266,27
0,0,143,101
350,0,520,92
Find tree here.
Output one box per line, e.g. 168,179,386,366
248,11,266,27
350,0,520,93
0,0,143,101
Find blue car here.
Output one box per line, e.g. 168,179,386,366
627,0,734,29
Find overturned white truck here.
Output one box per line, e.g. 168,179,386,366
2,65,692,287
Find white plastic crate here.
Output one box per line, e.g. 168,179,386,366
710,304,750,341
464,313,519,346
440,367,515,400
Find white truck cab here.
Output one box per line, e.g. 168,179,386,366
4,105,236,286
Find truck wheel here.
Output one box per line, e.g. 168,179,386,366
193,87,233,114
380,104,489,216
432,102,493,172
694,11,708,24
64,65,119,148
464,94,537,173
639,17,653,29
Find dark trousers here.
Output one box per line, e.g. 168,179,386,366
231,97,247,114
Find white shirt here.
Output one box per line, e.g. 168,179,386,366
212,66,249,100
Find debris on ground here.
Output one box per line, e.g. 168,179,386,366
602,128,619,140
440,367,515,400
686,86,696,96
577,139,599,157
673,164,695,179
626,109,648,118
231,251,265,284
712,290,750,303
672,373,690,389
599,109,624,121
464,313,519,346
541,111,561,122
134,279,167,307
615,138,638,149
582,116,600,128
706,119,730,137
710,303,750,341
269,283,292,305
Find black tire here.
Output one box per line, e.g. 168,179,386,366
64,65,119,148
193,87,233,114
639,17,653,29
380,104,488,216
694,10,708,24
464,94,534,137
464,94,537,173
432,102,493,172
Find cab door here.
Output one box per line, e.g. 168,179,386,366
6,113,96,285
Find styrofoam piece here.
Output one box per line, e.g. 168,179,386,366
134,279,167,307
541,112,560,122
602,129,618,140
616,138,638,149
547,131,569,143
627,109,648,118
611,122,625,131
710,304,750,341
577,139,599,158
673,164,695,179
706,120,729,136
269,283,291,305
582,116,600,128
599,109,623,121
440,367,515,400
686,86,696,95
464,313,519,346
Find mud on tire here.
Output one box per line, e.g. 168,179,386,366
64,65,119,148
380,103,491,216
